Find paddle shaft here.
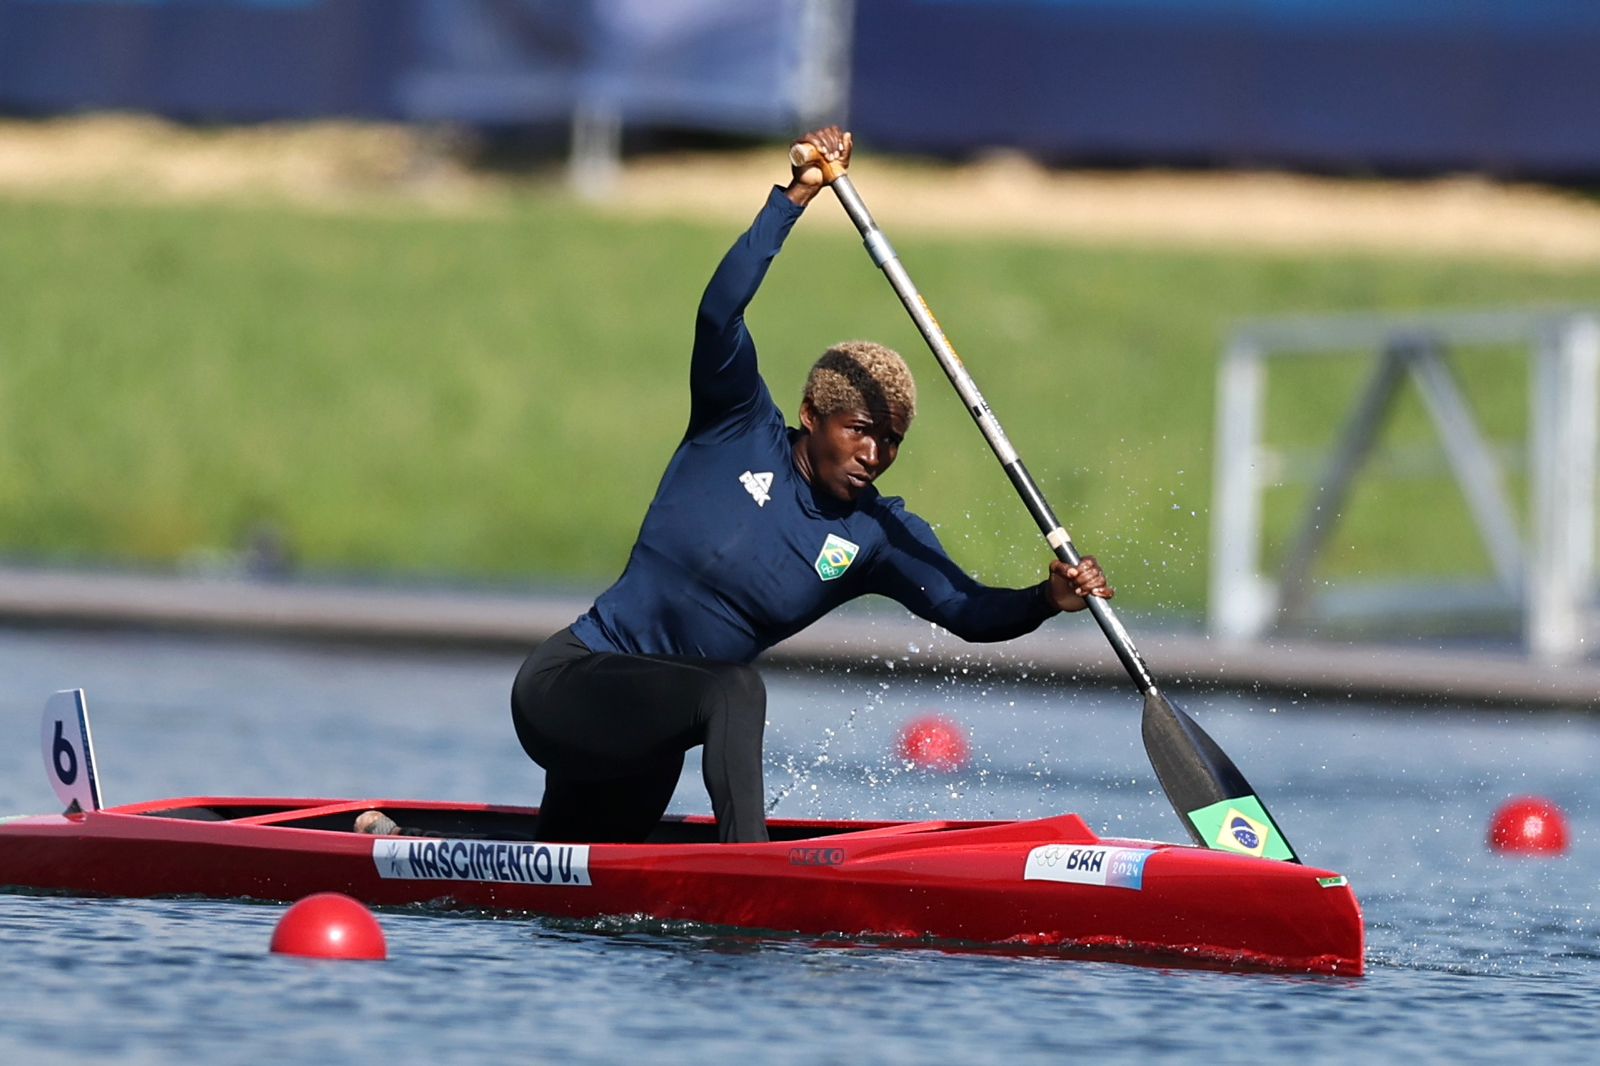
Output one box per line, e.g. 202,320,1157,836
807,164,1159,696
795,143,1301,861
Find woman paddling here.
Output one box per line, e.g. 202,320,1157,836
369,127,1112,845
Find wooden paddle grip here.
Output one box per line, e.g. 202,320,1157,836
789,142,846,184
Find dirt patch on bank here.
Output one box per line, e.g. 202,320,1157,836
0,115,497,210
612,150,1600,263
3,114,1599,263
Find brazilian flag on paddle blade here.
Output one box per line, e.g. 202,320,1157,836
1186,796,1296,861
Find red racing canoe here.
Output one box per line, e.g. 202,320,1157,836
0,795,1363,975
4,689,1364,975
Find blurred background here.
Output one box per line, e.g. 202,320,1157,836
6,12,1600,1051
2,0,1599,672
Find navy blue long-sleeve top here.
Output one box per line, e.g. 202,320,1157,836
570,187,1056,663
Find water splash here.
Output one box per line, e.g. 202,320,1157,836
765,706,860,814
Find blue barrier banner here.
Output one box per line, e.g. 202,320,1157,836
399,0,808,130
851,0,1600,176
0,0,410,120
396,0,589,124
904,0,1600,32
0,0,813,134
8,0,1600,175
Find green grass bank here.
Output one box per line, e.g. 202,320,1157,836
2,192,1596,615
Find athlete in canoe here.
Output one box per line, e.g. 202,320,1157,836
371,127,1111,845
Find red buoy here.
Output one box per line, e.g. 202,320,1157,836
270,892,388,960
896,713,971,772
1488,796,1571,855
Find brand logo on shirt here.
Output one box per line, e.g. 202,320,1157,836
739,470,773,507
814,533,859,581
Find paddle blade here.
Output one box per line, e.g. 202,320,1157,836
1141,690,1300,863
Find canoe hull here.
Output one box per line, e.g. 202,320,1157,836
0,797,1364,975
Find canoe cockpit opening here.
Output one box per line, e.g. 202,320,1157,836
142,803,295,822
127,802,955,844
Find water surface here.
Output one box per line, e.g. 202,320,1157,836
1,629,1596,1064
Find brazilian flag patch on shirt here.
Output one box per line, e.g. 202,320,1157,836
814,534,859,581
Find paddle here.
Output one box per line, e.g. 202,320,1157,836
794,141,1300,862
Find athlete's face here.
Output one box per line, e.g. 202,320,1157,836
797,400,909,503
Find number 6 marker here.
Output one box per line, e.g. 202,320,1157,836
42,688,102,814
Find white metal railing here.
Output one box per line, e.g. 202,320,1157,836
1209,308,1600,662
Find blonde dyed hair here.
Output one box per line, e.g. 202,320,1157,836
802,341,917,425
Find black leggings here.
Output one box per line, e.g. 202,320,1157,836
510,627,769,844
